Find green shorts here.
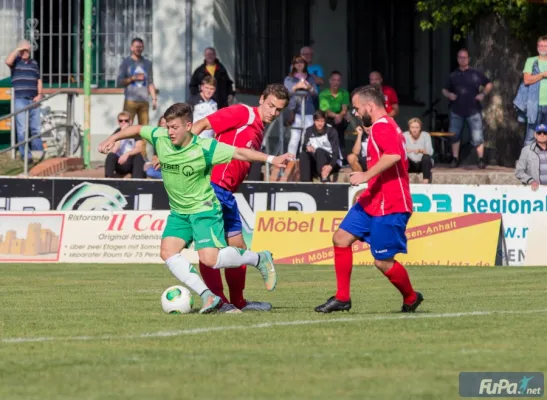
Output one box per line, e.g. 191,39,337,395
162,207,227,250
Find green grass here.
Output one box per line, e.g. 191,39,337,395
1,264,546,400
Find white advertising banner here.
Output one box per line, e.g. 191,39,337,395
349,184,545,266
0,211,198,264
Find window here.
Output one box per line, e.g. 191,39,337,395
0,0,25,80
24,0,153,89
235,0,310,94
347,0,418,104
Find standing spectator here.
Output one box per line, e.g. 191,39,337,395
144,116,165,179
515,124,547,191
105,111,145,179
519,36,547,145
347,126,368,172
4,40,44,163
187,76,218,138
299,46,324,91
319,71,350,159
369,71,399,118
403,117,434,184
299,110,340,182
284,56,317,155
117,38,157,125
189,47,234,109
442,48,492,169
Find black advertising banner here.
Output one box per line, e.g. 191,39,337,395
0,178,348,213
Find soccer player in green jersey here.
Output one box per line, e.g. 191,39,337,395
98,102,293,314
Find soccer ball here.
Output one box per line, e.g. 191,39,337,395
161,285,194,314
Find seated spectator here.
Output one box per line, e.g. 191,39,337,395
515,124,547,191
369,71,399,118
347,125,368,172
319,71,350,159
284,55,317,156
144,116,165,179
105,111,145,179
403,117,434,184
299,110,340,182
188,76,218,138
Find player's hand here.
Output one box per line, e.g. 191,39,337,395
152,155,160,170
447,92,457,101
98,137,117,154
531,181,540,191
272,153,295,168
321,165,333,179
349,171,370,186
355,126,364,135
118,153,130,165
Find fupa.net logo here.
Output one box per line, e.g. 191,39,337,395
460,372,544,397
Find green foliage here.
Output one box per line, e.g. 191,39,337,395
417,0,546,46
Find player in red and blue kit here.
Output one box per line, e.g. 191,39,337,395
315,84,424,313
190,84,290,313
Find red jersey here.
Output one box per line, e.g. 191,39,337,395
207,104,264,192
382,85,399,114
358,116,412,216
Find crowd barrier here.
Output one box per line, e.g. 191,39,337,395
0,177,545,266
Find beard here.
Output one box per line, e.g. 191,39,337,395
539,51,547,57
360,111,373,128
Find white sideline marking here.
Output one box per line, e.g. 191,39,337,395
3,309,547,344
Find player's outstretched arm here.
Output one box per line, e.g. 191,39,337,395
190,118,212,137
349,154,401,186
98,125,143,154
233,148,295,168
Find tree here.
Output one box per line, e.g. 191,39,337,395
417,0,547,166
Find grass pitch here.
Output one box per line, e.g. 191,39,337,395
1,263,546,400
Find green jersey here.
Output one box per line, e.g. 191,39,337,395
140,126,235,214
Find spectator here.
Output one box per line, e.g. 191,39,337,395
299,46,324,92
319,70,350,159
403,117,434,184
284,56,317,155
515,124,547,191
117,38,157,125
105,111,145,179
189,47,234,109
299,110,340,182
347,125,368,172
4,39,44,163
442,48,492,169
520,36,547,145
144,116,165,179
188,76,218,138
369,71,399,118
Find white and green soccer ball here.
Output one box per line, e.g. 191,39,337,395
161,285,194,314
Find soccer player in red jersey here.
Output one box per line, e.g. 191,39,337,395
191,84,290,313
315,84,423,313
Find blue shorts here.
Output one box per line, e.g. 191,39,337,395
212,182,242,237
339,202,411,260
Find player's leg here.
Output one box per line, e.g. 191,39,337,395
315,202,370,313
161,212,222,314
192,207,277,291
370,213,423,313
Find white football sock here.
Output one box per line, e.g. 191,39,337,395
213,246,260,269
165,254,208,295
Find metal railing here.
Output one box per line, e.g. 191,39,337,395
0,89,79,176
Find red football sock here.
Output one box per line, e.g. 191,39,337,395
199,262,229,303
334,246,353,302
384,260,417,305
225,265,247,309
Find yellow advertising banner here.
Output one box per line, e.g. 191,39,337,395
251,211,503,266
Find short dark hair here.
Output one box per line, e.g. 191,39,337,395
163,102,193,123
201,76,217,87
313,110,326,121
330,70,342,77
131,37,144,45
261,84,290,104
351,84,385,108
538,35,547,43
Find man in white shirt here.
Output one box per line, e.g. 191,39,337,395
188,76,218,138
